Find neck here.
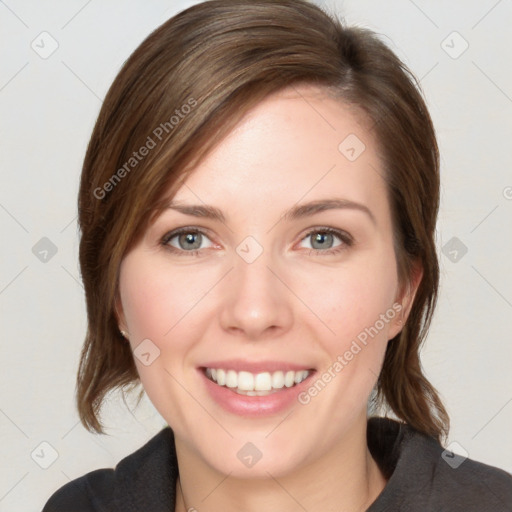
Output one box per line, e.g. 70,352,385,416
174,415,387,512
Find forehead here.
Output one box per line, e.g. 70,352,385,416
169,85,386,215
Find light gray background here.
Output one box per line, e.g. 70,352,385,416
1,0,511,510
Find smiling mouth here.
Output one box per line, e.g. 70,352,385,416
202,367,314,396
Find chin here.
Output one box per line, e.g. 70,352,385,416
195,430,313,479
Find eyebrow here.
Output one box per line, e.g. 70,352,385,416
282,198,375,225
166,198,375,225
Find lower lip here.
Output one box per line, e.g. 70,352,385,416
199,369,314,417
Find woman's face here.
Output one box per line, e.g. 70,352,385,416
118,84,414,478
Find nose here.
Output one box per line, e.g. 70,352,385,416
218,247,294,341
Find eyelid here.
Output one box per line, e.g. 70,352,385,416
161,226,214,244
300,226,353,243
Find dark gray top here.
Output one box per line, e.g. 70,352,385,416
42,417,512,511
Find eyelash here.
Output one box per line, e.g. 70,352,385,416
160,226,353,257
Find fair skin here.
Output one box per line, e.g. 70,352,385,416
117,84,420,512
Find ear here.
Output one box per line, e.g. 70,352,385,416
388,260,423,340
114,290,128,333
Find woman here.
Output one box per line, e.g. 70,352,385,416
43,0,512,510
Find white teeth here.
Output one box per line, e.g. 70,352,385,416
237,371,254,391
205,368,310,392
294,371,305,384
271,371,285,389
225,370,237,388
255,372,272,391
285,370,295,387
216,369,226,386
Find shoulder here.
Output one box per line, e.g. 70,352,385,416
428,448,512,510
42,469,114,512
42,427,177,512
368,417,512,511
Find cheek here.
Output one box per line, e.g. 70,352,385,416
291,255,399,447
119,253,216,344
300,254,399,349
118,254,215,428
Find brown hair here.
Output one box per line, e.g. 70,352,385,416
76,0,449,440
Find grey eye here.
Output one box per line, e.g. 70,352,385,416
310,232,335,250
164,230,213,252
177,232,203,250
299,230,344,251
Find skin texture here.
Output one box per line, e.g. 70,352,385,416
117,84,421,512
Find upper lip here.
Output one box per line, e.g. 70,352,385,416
200,359,315,373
